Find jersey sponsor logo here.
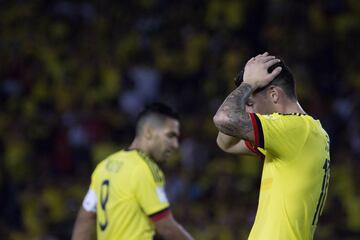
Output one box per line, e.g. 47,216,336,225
105,159,123,173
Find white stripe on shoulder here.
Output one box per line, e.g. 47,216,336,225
82,189,97,212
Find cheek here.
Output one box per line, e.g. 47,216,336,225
252,102,266,114
255,103,264,112
152,135,162,148
155,136,166,148
254,96,270,113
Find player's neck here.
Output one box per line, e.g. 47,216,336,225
128,138,151,156
280,100,306,114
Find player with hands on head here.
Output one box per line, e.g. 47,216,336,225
213,52,331,240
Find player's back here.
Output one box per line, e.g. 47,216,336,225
249,113,330,240
90,149,165,240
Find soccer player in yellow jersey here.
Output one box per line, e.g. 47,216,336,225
72,103,194,240
213,52,330,240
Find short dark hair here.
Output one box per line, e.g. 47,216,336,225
135,102,179,135
234,59,297,99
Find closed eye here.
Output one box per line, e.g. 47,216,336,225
246,102,254,107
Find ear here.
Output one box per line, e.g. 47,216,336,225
143,124,153,140
268,86,280,104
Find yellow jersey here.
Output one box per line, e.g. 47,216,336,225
86,149,170,240
248,113,330,240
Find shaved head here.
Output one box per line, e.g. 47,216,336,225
132,103,180,162
135,103,179,137
136,113,169,136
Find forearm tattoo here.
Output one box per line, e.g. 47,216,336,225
215,83,254,139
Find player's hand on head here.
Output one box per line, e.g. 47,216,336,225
243,52,282,89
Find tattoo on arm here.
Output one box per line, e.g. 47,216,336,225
214,83,254,140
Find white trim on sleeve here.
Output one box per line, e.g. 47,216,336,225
156,187,169,203
82,189,97,213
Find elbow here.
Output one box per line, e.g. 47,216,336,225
213,111,229,130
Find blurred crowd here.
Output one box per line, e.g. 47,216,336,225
1,0,360,239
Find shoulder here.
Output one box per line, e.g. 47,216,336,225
257,112,313,125
92,149,139,176
255,113,312,143
137,153,165,184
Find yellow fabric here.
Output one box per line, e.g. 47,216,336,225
90,149,169,240
248,113,330,240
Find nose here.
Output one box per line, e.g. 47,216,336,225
172,138,179,150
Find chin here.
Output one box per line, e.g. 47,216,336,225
155,158,166,163
160,154,171,162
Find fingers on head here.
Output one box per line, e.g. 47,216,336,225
265,58,280,67
248,52,277,64
262,56,277,63
247,57,255,64
255,53,275,62
269,66,282,77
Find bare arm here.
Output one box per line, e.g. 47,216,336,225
71,207,96,240
154,213,194,240
213,52,282,142
216,132,256,155
213,82,254,140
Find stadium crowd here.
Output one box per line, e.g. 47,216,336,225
0,0,359,239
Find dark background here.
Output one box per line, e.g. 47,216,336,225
0,0,359,239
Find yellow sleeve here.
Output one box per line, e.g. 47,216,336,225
89,171,97,191
84,161,106,213
251,113,305,159
132,164,170,219
89,161,105,191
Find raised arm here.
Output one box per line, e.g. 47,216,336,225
213,82,254,140
213,52,282,142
